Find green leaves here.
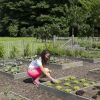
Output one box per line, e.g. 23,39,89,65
8,24,18,37
0,0,100,37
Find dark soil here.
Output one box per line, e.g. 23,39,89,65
75,84,100,100
0,61,100,100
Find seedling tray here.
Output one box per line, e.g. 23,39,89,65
40,76,97,100
0,91,30,100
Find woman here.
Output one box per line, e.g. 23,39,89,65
27,49,56,87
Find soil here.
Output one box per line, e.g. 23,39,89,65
0,91,28,100
50,57,78,64
0,61,100,100
75,84,100,100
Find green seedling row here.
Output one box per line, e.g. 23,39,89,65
46,76,96,93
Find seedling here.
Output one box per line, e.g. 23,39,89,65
73,86,80,91
64,89,72,93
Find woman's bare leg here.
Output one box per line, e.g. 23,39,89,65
33,68,52,87
33,77,40,87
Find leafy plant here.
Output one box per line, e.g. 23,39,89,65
10,46,19,58
3,65,21,74
0,44,5,58
64,89,72,93
23,43,32,57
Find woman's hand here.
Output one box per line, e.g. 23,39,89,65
51,78,57,84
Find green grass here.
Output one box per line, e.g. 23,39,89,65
0,37,100,59
0,37,46,59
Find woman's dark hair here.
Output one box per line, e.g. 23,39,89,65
40,49,50,65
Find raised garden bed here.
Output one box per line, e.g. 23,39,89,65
0,65,28,79
40,76,97,100
0,91,30,100
75,83,100,100
0,59,24,68
88,68,100,80
67,57,100,63
49,58,83,69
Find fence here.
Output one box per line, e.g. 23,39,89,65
53,35,100,49
0,39,45,59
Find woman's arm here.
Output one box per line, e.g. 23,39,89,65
40,66,56,82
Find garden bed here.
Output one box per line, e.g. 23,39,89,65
0,59,100,100
40,76,97,100
0,91,30,100
49,58,83,69
67,57,100,63
87,68,100,80
0,65,28,79
75,83,100,100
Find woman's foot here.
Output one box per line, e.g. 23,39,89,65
33,79,40,87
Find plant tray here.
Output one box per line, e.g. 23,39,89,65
40,76,97,100
0,91,30,100
48,61,83,69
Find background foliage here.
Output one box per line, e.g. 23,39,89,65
0,0,100,38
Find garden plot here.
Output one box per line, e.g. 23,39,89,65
16,57,34,65
0,91,30,100
75,83,100,100
68,57,100,64
40,76,97,100
0,59,24,67
0,65,28,79
88,68,100,80
49,57,83,69
66,50,100,63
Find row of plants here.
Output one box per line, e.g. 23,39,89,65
0,39,45,59
46,76,95,93
44,76,100,100
0,44,33,59
0,37,99,59
36,44,100,59
0,65,26,74
75,38,100,49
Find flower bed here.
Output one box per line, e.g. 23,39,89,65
0,91,30,100
0,65,28,79
40,76,97,100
